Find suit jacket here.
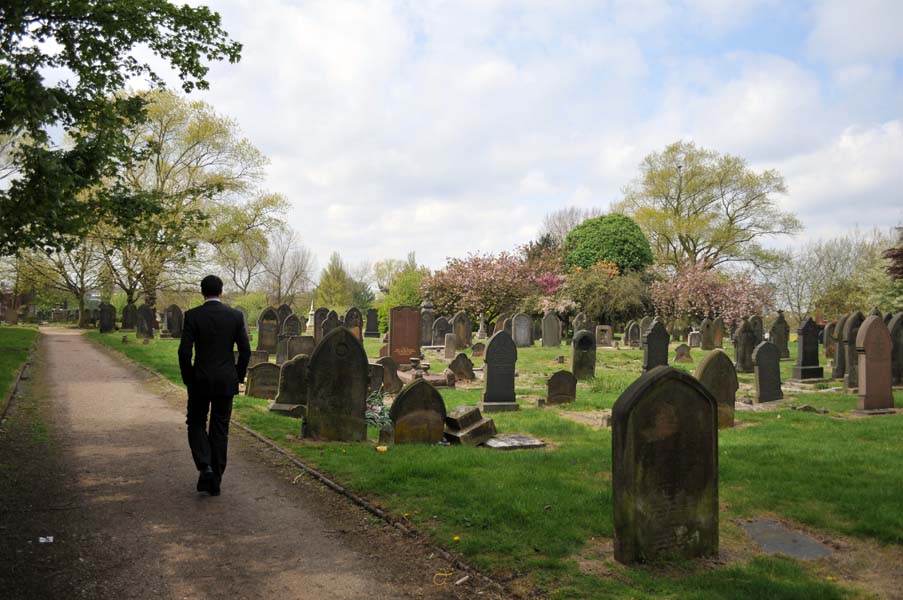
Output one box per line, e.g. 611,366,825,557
178,300,251,397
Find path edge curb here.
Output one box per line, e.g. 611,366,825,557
1,330,41,422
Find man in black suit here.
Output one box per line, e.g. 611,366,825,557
178,275,251,496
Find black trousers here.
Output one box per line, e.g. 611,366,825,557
186,394,233,477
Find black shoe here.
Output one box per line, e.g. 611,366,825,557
197,466,215,493
209,476,221,496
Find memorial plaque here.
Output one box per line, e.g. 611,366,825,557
695,349,738,429
389,306,421,364
452,311,472,350
856,315,894,410
257,307,279,353
246,362,280,400
612,366,719,564
390,379,447,444
546,370,577,405
511,313,532,348
304,328,369,441
572,330,596,380
753,341,783,403
481,330,518,412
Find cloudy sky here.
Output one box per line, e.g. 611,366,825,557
181,0,903,270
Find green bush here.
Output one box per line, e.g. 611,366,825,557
563,213,653,272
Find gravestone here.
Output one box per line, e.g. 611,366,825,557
642,320,670,373
868,307,882,319
304,327,369,441
695,349,738,429
832,313,849,379
390,379,447,444
823,321,836,359
712,317,725,348
856,315,894,411
257,307,280,353
769,311,791,359
420,294,435,347
453,311,472,350
542,313,562,347
572,330,596,380
888,312,903,386
639,316,653,336
313,307,329,343
674,344,693,363
367,363,384,395
532,318,542,344
431,316,452,346
699,318,714,351
248,350,269,368
276,303,292,326
471,342,485,357
753,341,783,403
843,311,865,390
481,330,519,412
365,308,380,337
444,405,497,446
164,305,183,338
627,321,641,347
749,315,764,346
597,325,613,347
791,317,824,380
269,354,309,417
884,313,893,326
137,304,155,339
612,366,718,564
688,331,701,348
733,318,756,373
276,335,314,365
98,303,116,333
375,356,403,394
246,362,280,400
344,307,364,341
573,312,588,335
476,313,487,339
281,313,302,336
449,353,475,381
444,333,457,359
322,310,340,338
121,303,138,330
389,306,421,364
501,318,512,337
546,370,577,405
511,313,532,348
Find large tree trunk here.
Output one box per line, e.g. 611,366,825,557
77,294,89,329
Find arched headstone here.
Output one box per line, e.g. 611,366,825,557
642,320,669,373
304,327,369,441
572,330,596,380
389,379,447,444
856,315,894,411
753,341,783,403
276,303,292,326
431,317,451,346
481,330,518,412
542,313,562,347
281,313,302,336
164,304,183,338
695,349,737,428
269,354,309,417
511,313,532,348
452,311,472,350
832,313,849,379
699,318,714,351
313,307,329,343
769,311,790,359
546,370,577,405
344,307,363,341
121,303,138,330
257,307,279,353
322,310,340,339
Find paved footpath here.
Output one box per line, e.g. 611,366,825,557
0,328,500,599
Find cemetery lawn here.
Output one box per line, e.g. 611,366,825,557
0,326,38,413
86,331,903,600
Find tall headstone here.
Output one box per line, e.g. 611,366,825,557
572,330,596,380
246,362,280,400
121,303,138,330
843,311,865,390
573,312,588,336
832,313,849,379
752,341,783,403
365,308,380,338
791,317,824,380
375,356,403,394
481,330,518,412
612,366,718,564
823,321,836,359
257,307,279,353
476,313,487,339
389,306,421,364
642,320,670,373
546,370,577,405
304,327,369,441
344,307,363,341
639,316,653,336
420,293,435,347
313,307,329,343
542,313,562,347
98,303,116,333
281,314,302,336
888,312,903,386
276,303,292,326
137,304,155,339
699,318,714,351
431,317,451,346
749,315,764,346
627,321,641,347
733,318,755,374
511,313,532,348
164,304,183,338
597,325,613,347
269,354,309,417
769,311,790,359
856,315,894,411
322,310,340,338
390,379,447,444
712,317,725,348
452,311,473,350
695,349,738,429
687,331,701,348
444,333,457,360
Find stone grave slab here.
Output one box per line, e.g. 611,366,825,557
444,405,496,446
483,434,546,450
740,519,832,560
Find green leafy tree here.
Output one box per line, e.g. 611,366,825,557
558,262,652,325
378,268,426,333
317,252,353,310
563,214,653,272
0,0,242,254
617,141,801,270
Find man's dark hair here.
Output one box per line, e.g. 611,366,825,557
201,275,224,298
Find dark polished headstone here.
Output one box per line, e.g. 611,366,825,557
546,370,577,405
753,341,783,403
791,317,824,380
642,320,669,373
695,349,738,429
481,330,519,412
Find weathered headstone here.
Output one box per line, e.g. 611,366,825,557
572,330,596,380
674,344,693,363
695,349,738,429
419,294,435,347
431,316,451,346
733,318,755,373
344,307,363,341
769,311,791,359
257,307,280,353
276,335,315,365
276,303,292,326
449,353,475,381
375,356,403,394
699,318,714,351
712,317,725,348
269,354,309,417
856,315,894,411
389,379,447,444
304,327,369,441
452,311,472,350
313,307,329,343
843,311,865,390
137,304,155,339
511,313,532,348
612,366,719,564
164,304,183,338
444,405,497,446
542,313,562,347
481,330,519,412
444,333,457,359
884,313,893,326
501,318,512,337
888,312,903,386
389,306,421,365
365,308,380,338
121,303,138,330
642,320,670,373
597,325,613,347
248,350,269,368
749,315,764,346
791,317,824,380
688,331,701,348
823,321,836,359
322,310,340,338
98,303,116,333
281,313,302,336
832,313,849,379
753,341,783,403
546,370,577,405
471,342,485,357
627,321,641,347
639,316,653,337
246,362,280,400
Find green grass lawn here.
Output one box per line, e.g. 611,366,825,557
0,326,39,414
86,330,903,599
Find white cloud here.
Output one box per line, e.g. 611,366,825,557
808,0,903,65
